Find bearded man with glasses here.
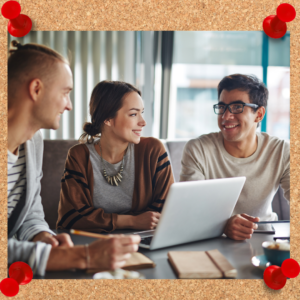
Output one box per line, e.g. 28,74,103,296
180,74,290,241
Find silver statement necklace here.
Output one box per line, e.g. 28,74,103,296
98,140,127,186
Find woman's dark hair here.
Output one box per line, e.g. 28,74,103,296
80,81,141,143
217,74,268,110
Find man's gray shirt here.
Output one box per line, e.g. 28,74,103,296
8,131,54,276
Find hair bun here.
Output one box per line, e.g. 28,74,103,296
11,40,23,49
83,122,99,136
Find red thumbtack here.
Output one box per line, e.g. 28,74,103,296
281,258,300,278
263,3,296,39
0,278,19,297
0,262,33,297
264,265,287,290
1,0,32,37
9,262,33,285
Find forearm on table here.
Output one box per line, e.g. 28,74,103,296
31,231,53,242
115,215,135,229
46,245,86,271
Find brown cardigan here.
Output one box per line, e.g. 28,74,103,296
57,137,174,232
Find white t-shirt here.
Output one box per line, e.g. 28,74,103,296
180,132,290,221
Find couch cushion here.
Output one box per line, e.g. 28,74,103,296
41,139,78,229
165,140,188,182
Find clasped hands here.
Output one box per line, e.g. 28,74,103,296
31,231,73,247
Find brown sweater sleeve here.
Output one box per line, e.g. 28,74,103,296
146,139,174,213
131,138,174,213
56,144,118,233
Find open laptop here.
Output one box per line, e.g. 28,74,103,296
134,177,246,250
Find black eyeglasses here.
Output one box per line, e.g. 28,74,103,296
213,102,259,115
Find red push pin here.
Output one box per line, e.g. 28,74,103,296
0,278,19,297
1,0,32,37
9,262,33,285
281,258,300,278
263,265,287,290
263,3,296,39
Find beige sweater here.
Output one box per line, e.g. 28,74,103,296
180,132,290,221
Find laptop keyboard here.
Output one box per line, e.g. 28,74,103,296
140,236,153,245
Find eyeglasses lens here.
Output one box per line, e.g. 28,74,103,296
214,104,243,114
229,104,243,113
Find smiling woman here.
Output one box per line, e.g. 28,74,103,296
57,80,174,233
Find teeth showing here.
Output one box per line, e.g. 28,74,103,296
224,125,238,129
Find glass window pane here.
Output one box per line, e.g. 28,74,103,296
173,31,262,66
266,67,290,139
268,34,290,67
169,31,290,140
169,63,262,139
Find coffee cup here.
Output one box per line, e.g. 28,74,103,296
262,241,290,266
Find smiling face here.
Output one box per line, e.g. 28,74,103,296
218,89,263,144
105,91,146,144
34,62,73,130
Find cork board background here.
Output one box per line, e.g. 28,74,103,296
1,0,300,299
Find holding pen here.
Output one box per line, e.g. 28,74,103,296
255,220,290,224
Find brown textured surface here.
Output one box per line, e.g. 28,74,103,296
1,0,300,298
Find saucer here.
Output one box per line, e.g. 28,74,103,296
251,255,271,270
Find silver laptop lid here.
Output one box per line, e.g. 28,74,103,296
149,177,246,250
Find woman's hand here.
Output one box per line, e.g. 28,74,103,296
132,211,161,230
116,211,161,230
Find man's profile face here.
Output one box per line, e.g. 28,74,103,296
36,62,73,130
217,89,260,144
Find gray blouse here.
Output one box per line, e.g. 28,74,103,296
86,139,135,214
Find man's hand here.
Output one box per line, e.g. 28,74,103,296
46,234,141,271
53,234,74,247
31,232,73,247
132,211,161,230
88,235,141,270
224,213,260,240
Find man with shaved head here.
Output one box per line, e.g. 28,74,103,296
8,40,140,276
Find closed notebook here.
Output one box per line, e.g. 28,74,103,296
87,252,155,274
168,249,237,279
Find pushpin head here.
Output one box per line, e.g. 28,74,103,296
277,3,296,22
0,278,19,297
263,3,296,39
281,258,300,278
7,14,32,37
264,265,287,290
263,15,287,39
1,0,21,19
9,261,33,285
1,1,32,37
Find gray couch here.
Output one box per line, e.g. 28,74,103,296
41,139,290,229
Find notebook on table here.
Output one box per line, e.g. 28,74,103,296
168,249,237,279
